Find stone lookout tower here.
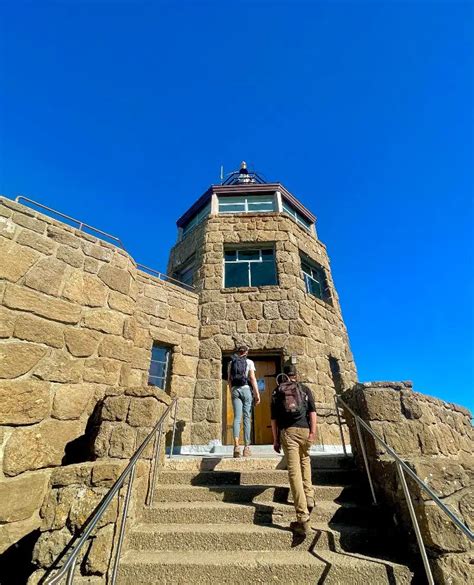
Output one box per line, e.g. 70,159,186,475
168,162,357,447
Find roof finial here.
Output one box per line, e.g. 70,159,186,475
238,160,252,183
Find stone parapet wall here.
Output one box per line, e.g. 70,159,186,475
0,196,199,558
169,213,357,444
341,382,473,584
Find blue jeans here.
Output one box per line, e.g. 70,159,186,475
231,385,253,445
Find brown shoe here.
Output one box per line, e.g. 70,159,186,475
233,447,241,458
243,446,252,457
290,520,312,537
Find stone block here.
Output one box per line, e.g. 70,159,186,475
170,307,199,327
0,342,47,379
279,300,299,319
198,338,221,359
98,264,131,294
194,380,220,399
84,257,100,273
170,375,196,398
12,212,46,233
0,380,51,424
102,395,130,421
120,363,145,387
4,284,82,324
83,358,122,385
82,241,114,262
263,302,280,319
98,336,133,362
0,471,49,522
65,328,102,357
432,552,474,585
382,422,421,456
109,424,136,458
50,464,93,487
25,257,69,297
225,305,244,320
17,229,55,255
419,501,471,552
0,513,42,555
0,307,16,338
128,397,165,427
34,351,83,383
0,239,40,282
84,524,114,575
172,354,198,376
241,301,263,320
0,216,17,239
14,314,64,348
400,390,423,420
52,384,95,420
363,389,403,422
91,461,126,487
83,309,125,334
62,272,109,307
56,245,84,268
3,420,83,476
108,291,135,314
46,225,80,248
191,421,220,444
32,527,72,568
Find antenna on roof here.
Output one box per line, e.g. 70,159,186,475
220,165,224,183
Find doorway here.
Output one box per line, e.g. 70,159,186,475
222,354,281,445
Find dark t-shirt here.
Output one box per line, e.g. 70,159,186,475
270,383,316,429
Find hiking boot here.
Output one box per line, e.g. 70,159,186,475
290,520,312,537
233,447,241,458
243,446,252,457
307,497,315,513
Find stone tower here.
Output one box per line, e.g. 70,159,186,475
168,162,357,446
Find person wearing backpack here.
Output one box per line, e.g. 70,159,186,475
227,344,261,458
270,365,317,537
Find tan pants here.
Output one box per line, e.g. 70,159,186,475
281,427,315,522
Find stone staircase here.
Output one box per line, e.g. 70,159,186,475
118,454,413,584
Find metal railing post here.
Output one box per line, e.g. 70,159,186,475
65,560,76,585
169,399,179,459
354,418,378,505
396,461,435,585
110,465,136,585
333,395,348,456
146,428,163,507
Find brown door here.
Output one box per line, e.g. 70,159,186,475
223,356,279,445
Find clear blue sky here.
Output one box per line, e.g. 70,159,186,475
1,2,473,412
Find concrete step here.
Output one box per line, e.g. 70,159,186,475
140,500,374,525
156,468,357,486
117,549,412,584
126,521,379,554
165,454,354,472
151,483,361,504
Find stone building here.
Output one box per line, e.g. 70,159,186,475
167,162,357,446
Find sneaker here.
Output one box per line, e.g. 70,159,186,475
290,520,312,537
233,447,241,458
307,497,315,513
243,446,252,457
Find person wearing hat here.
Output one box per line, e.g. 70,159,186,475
227,344,260,458
271,365,317,537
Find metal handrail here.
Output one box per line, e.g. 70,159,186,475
136,263,196,292
14,196,127,251
45,398,179,585
335,394,473,585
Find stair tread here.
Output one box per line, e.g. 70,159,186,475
147,500,357,510
120,548,408,571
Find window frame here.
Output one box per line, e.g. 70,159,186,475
182,202,211,237
282,199,313,231
223,247,277,288
148,343,172,390
218,194,276,214
173,254,195,287
300,255,330,302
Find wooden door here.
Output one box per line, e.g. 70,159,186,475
222,357,279,445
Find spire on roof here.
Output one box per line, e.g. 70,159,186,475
222,161,267,185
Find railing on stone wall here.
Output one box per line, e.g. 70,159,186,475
43,399,179,585
335,395,474,585
14,196,195,292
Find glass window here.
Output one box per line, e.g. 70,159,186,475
148,344,171,389
182,202,211,237
224,247,278,288
282,200,312,231
301,255,329,301
173,255,195,287
218,194,276,214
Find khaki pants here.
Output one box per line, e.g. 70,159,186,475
281,427,315,522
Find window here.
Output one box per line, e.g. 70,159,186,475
282,200,312,231
301,256,329,301
173,255,195,287
224,248,277,288
218,194,276,214
148,344,171,389
182,202,211,237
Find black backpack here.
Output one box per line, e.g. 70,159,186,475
230,355,248,387
275,374,307,415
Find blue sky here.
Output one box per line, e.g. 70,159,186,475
1,1,473,411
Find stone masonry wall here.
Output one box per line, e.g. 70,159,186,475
342,382,473,584
0,196,199,557
168,212,357,445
